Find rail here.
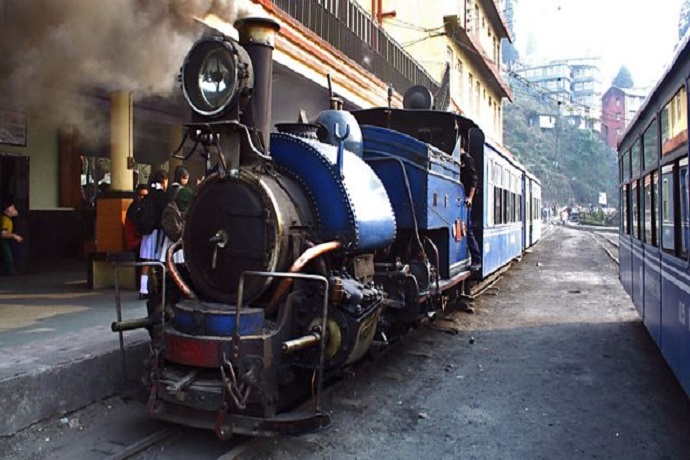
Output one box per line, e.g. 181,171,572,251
270,0,440,93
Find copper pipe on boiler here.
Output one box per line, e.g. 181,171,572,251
167,239,195,299
266,241,342,314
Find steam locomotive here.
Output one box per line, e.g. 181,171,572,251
119,17,541,439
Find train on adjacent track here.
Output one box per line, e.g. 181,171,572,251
113,17,542,439
618,33,690,399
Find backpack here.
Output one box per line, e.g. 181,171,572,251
123,214,141,250
161,187,184,241
134,194,156,236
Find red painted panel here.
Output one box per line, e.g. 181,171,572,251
164,331,227,368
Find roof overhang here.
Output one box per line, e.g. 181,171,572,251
479,0,513,42
444,15,512,101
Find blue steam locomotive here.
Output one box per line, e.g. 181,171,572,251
131,17,541,438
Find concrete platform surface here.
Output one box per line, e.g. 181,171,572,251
0,260,149,436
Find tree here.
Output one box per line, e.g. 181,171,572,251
680,0,690,40
503,84,619,208
613,66,634,89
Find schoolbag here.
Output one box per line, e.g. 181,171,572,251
161,187,184,241
134,194,156,236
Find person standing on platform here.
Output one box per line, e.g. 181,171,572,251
124,184,148,254
160,166,193,265
139,170,168,299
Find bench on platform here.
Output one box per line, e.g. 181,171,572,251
87,251,137,290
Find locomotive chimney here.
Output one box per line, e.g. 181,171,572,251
234,17,281,156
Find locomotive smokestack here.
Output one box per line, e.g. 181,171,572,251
234,17,280,155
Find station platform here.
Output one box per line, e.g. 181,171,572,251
0,260,150,436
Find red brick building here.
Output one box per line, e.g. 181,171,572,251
601,86,647,150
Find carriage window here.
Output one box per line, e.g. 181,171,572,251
495,187,503,224
493,163,502,184
512,192,517,223
661,164,675,254
644,174,653,244
494,163,503,224
622,185,629,234
632,180,640,239
680,158,689,258
631,140,641,177
503,189,510,223
661,87,688,155
653,172,659,247
622,149,631,181
643,119,658,171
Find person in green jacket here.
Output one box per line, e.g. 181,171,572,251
160,166,194,264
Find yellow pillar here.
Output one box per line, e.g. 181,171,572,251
110,91,133,193
92,91,137,289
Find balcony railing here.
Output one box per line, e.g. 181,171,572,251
271,0,439,95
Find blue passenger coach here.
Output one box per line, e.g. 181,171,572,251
618,34,690,398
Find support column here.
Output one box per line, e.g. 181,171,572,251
91,91,136,289
110,92,134,193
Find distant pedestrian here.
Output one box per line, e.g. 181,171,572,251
1,199,25,276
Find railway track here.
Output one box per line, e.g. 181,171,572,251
589,230,619,265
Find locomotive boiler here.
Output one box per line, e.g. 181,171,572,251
129,16,488,439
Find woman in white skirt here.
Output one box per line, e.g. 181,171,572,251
139,170,168,299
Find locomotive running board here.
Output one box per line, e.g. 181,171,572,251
149,399,332,440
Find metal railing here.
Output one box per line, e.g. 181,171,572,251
271,0,439,94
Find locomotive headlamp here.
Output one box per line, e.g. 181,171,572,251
181,36,254,117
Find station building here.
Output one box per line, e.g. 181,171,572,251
0,0,439,278
1,0,515,281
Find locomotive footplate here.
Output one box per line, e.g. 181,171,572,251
149,398,331,440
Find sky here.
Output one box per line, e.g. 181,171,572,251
513,0,683,88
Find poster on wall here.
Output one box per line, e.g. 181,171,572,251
0,109,27,147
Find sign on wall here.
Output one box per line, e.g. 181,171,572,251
0,110,27,147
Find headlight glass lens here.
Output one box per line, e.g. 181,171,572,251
199,48,235,110
182,38,242,116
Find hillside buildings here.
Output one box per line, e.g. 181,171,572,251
511,60,603,132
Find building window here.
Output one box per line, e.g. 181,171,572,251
616,98,621,107
475,81,481,116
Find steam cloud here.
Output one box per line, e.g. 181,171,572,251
0,0,261,123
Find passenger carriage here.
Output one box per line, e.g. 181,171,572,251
618,33,690,398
